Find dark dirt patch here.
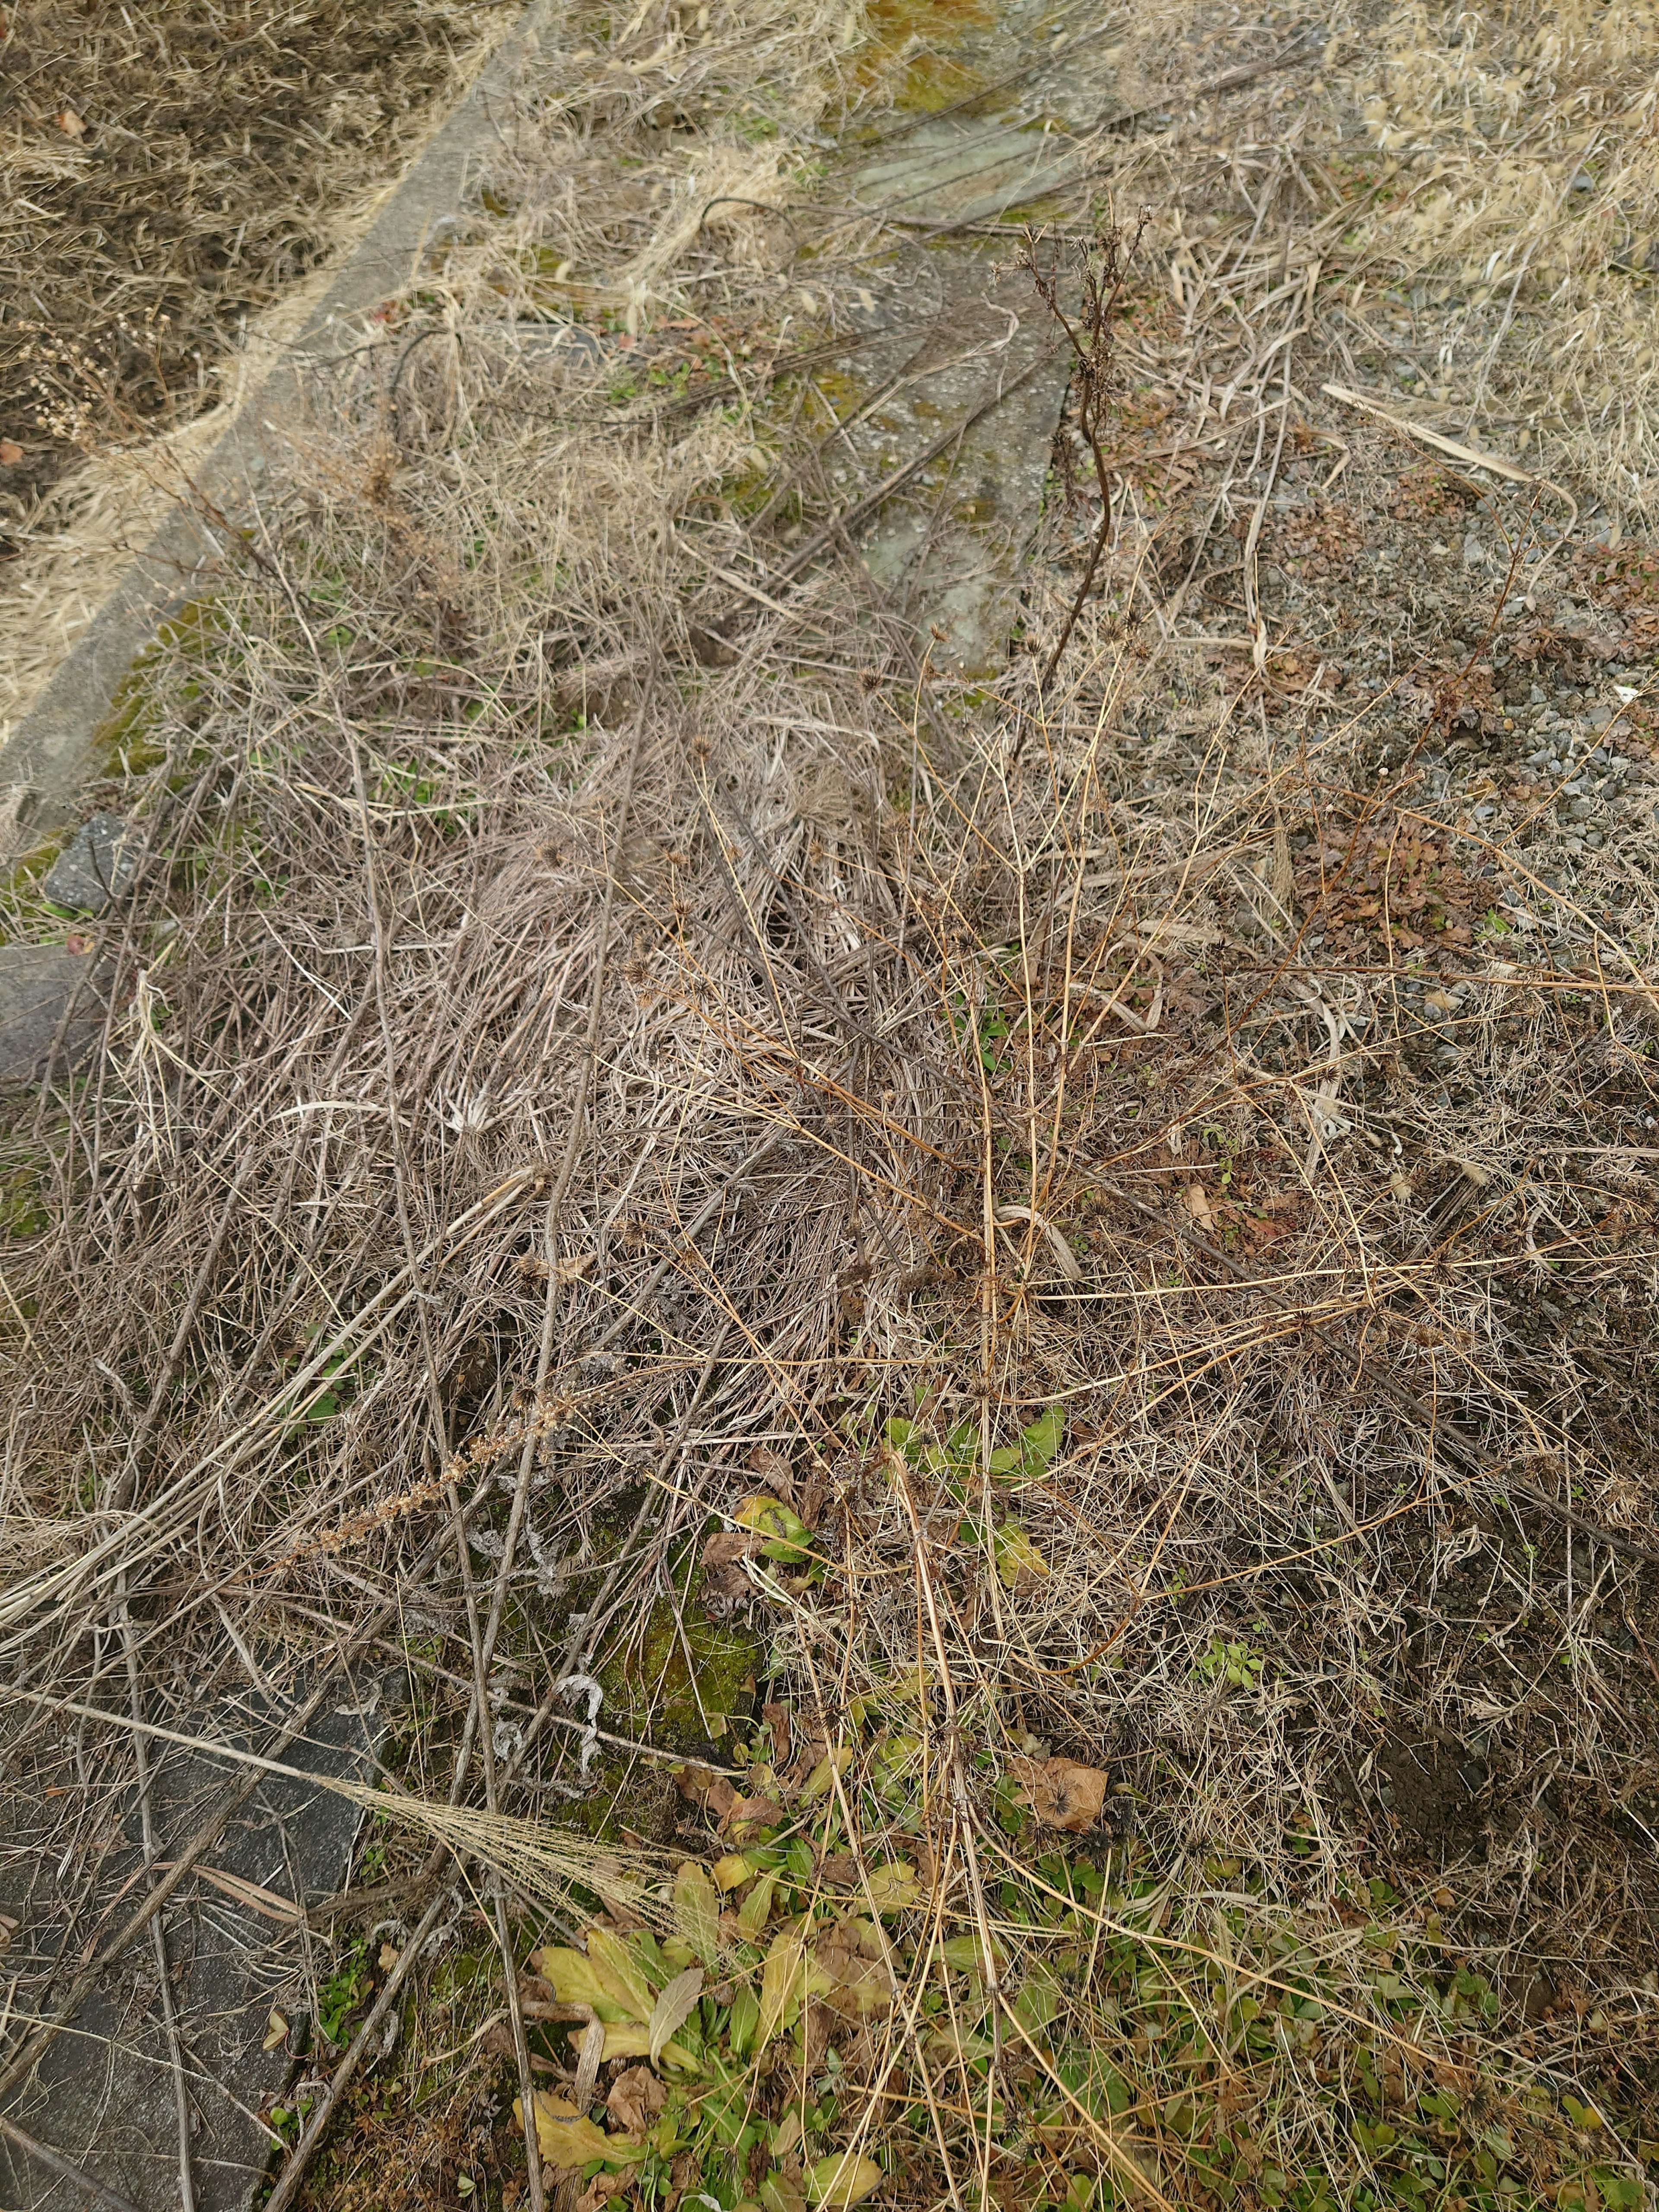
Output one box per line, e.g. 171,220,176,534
0,0,514,555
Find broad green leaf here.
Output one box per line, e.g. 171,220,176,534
673,1861,721,1968
649,1967,705,2066
988,1406,1064,1480
992,1521,1049,1589
940,1932,1007,1974
760,2174,807,2212
728,1982,761,2057
1019,1405,1064,1469
737,1871,777,1939
585,1928,655,2024
1013,1963,1061,2036
807,2153,884,2207
734,1494,811,1564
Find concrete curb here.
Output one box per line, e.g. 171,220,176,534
0,0,556,848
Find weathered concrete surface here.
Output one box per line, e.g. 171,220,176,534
0,0,560,853
828,118,1084,674
41,814,137,916
0,943,111,1083
0,1684,392,2212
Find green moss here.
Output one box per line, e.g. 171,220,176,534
89,595,227,782
598,1593,756,1746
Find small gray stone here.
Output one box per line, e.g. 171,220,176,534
41,814,138,915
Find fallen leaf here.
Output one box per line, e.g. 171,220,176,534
761,1697,793,1767
721,1792,784,1839
557,1251,595,1282
1007,1753,1109,1834
806,2152,884,2207
648,1965,703,2066
606,2064,666,2138
378,1942,400,1971
55,107,85,136
710,1851,751,1892
262,2008,288,2052
817,1853,859,1887
0,441,22,466
814,1925,893,2018
1184,1180,1215,1232
675,1761,738,1822
699,1528,762,1615
518,2094,645,2170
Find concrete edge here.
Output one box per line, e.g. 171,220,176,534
0,0,558,852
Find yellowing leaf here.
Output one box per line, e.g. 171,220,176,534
992,1521,1049,1589
756,1930,833,2049
712,1852,752,1892
598,2023,699,2071
518,2094,647,2170
861,1860,919,1913
531,1945,626,2019
734,1493,810,1563
262,2009,288,2052
648,1966,703,2066
806,2152,884,2208
585,1928,655,2024
672,1861,721,1967
801,1746,854,1802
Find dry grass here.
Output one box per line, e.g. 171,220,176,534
3,4,1659,2212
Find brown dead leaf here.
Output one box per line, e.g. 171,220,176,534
55,107,86,137
817,1853,859,1887
721,1793,785,1839
0,441,22,466
761,1699,792,1768
1008,1753,1110,1833
606,2065,666,2140
700,1528,761,1617
675,1762,737,1821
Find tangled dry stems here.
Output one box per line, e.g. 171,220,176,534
3,1,1659,2207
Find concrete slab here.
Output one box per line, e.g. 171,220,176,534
0,1681,392,2212
0,943,111,1084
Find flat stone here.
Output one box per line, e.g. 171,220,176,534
0,943,110,1083
0,1678,393,2212
41,814,138,915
